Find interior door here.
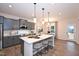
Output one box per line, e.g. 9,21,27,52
50,22,57,39
50,23,56,34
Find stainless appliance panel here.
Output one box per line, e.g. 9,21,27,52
0,24,2,49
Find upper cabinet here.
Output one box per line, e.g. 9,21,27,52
0,16,4,23
0,16,34,30
26,22,35,30
4,17,20,30
19,19,27,26
12,19,19,30
4,18,13,30
19,19,35,30
27,22,35,30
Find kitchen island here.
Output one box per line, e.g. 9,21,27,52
20,34,55,56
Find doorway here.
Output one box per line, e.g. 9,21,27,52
67,25,75,41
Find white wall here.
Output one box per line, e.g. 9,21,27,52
75,19,79,44
57,19,68,40
57,18,76,41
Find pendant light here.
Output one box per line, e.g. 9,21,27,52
48,12,50,33
33,3,37,23
42,8,45,24
48,12,50,26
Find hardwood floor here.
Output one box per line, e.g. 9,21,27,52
0,39,79,56
45,40,79,56
0,45,21,56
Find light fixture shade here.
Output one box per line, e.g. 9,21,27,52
42,21,44,24
48,22,50,26
9,5,12,8
33,3,37,23
48,12,50,22
42,8,45,25
33,17,37,23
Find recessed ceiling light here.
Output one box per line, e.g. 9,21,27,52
9,5,12,8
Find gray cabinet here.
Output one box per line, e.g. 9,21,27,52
19,19,35,30
30,22,35,30
13,36,20,44
0,16,4,23
4,18,19,30
26,22,35,30
1,16,35,30
3,35,20,48
3,36,13,48
0,16,20,48
4,18,13,30
20,39,24,56
19,19,27,26
12,20,19,30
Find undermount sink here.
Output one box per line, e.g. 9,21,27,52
28,35,40,39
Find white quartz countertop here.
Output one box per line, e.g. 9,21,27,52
20,34,53,44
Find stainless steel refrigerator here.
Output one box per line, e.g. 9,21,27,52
0,24,2,49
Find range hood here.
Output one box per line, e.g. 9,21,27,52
20,25,27,29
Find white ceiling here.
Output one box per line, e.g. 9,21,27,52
0,3,79,20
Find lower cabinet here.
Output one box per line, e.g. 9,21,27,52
13,36,20,45
20,39,24,56
3,36,13,48
3,36,20,48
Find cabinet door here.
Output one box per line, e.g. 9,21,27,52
13,36,20,45
3,36,13,48
12,20,19,30
20,19,27,26
19,19,35,30
20,39,24,56
26,22,35,30
0,16,4,23
4,18,13,30
2,37,8,48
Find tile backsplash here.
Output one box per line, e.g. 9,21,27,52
4,30,11,36
17,30,31,35
4,30,31,36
